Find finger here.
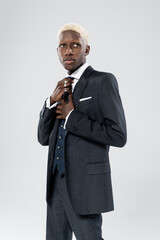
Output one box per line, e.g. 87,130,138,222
64,82,71,87
68,94,73,99
68,88,72,94
61,85,71,89
66,77,74,83
60,99,65,104
58,79,70,87
58,83,71,89
56,105,62,110
55,109,61,114
64,86,70,92
63,78,74,86
58,78,73,87
56,115,63,119
63,77,73,83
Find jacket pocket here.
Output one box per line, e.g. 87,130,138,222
86,162,111,174
79,96,92,102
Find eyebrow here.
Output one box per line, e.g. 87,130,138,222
59,40,81,44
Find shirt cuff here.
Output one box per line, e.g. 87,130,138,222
63,109,74,129
46,97,58,109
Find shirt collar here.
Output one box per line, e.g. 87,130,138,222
66,62,89,80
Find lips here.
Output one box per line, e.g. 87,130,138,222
64,58,75,64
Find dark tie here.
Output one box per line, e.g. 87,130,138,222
61,76,74,103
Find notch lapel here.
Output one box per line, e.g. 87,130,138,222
72,66,94,109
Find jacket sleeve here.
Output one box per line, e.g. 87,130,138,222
66,73,127,147
37,100,57,146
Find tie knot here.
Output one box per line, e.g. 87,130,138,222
67,76,74,80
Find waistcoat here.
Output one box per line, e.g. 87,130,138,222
52,118,66,176
52,83,73,177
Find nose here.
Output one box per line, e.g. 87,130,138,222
65,46,73,55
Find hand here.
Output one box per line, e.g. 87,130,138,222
50,77,74,105
55,95,75,119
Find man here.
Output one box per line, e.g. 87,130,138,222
38,23,127,240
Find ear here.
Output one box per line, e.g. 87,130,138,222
85,45,90,56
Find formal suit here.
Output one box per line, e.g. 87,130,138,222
38,65,127,239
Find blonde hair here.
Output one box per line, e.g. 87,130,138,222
57,23,89,45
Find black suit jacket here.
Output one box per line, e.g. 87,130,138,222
38,66,127,215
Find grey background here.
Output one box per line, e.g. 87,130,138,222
0,0,160,239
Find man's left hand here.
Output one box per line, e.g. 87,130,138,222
56,95,75,119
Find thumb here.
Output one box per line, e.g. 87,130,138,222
69,94,73,99
68,94,74,105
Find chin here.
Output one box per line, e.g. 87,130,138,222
63,64,75,72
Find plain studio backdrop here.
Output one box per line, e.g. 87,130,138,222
0,0,160,239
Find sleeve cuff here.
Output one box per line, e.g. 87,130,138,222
46,97,58,109
63,109,74,129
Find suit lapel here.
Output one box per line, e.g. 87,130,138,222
72,66,94,109
54,66,94,130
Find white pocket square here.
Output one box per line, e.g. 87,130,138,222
79,96,92,102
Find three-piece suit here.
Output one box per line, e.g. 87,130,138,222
37,65,127,239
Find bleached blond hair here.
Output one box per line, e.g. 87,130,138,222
57,23,89,45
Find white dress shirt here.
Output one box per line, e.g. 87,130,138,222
46,62,89,128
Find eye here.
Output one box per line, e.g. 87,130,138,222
73,43,80,47
59,44,65,48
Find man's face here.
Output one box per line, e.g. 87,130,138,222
57,30,90,74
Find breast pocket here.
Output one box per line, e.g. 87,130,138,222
78,97,93,112
79,96,92,102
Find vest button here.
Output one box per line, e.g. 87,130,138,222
59,135,62,139
57,146,60,149
61,125,63,128
57,157,60,160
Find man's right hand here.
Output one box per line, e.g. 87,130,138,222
50,77,74,105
